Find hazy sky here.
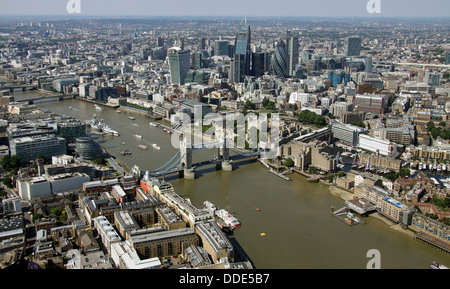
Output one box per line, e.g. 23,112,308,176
1,0,450,17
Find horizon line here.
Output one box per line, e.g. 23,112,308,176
1,14,450,19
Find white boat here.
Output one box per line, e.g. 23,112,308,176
431,261,448,269
135,135,142,139
149,122,158,127
418,163,423,170
102,125,119,136
137,145,148,150
152,143,161,150
94,104,103,111
128,116,135,120
443,164,447,171
116,110,121,113
215,209,240,228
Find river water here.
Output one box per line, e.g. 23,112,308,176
13,91,450,269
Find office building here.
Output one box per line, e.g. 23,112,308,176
168,47,191,85
2,198,22,213
16,172,89,200
331,122,368,146
57,121,86,142
330,102,354,120
424,73,441,87
231,53,246,83
354,94,387,114
234,22,251,76
446,52,450,65
301,49,314,64
344,36,361,57
286,31,299,76
75,137,101,161
10,134,66,164
358,134,397,156
251,52,270,77
328,70,350,87
214,40,229,56
272,39,289,78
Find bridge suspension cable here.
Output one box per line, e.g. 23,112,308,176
154,152,186,175
149,150,181,173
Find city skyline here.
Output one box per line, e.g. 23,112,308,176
1,0,450,17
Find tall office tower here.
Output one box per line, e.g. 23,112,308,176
157,36,164,47
446,52,450,65
191,51,203,69
251,52,270,77
286,31,299,77
168,47,191,85
271,39,289,78
344,36,361,57
231,53,246,83
424,72,441,87
200,37,206,49
214,40,229,56
234,20,251,77
301,49,314,64
365,55,373,73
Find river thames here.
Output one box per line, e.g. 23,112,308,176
13,91,450,269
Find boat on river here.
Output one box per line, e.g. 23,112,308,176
137,145,148,150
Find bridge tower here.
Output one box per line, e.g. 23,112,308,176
217,123,233,171
179,133,196,179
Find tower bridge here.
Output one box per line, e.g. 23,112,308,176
138,129,263,180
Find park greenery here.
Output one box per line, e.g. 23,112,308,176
297,110,327,127
427,121,450,140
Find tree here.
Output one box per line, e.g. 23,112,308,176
427,121,435,131
399,168,410,178
0,155,21,172
284,158,294,167
431,127,442,139
336,171,346,178
2,176,12,188
244,100,255,110
93,157,106,166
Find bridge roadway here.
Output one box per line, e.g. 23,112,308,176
147,153,260,178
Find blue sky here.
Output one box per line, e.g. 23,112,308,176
1,0,450,17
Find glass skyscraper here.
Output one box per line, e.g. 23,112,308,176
232,22,251,81
168,47,191,85
344,36,361,57
272,39,289,78
286,31,299,77
214,40,229,56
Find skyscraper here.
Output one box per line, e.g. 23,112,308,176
344,36,361,57
271,39,289,78
231,53,246,83
446,52,450,65
168,47,191,85
286,31,299,77
214,40,229,56
234,21,251,79
251,52,270,77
